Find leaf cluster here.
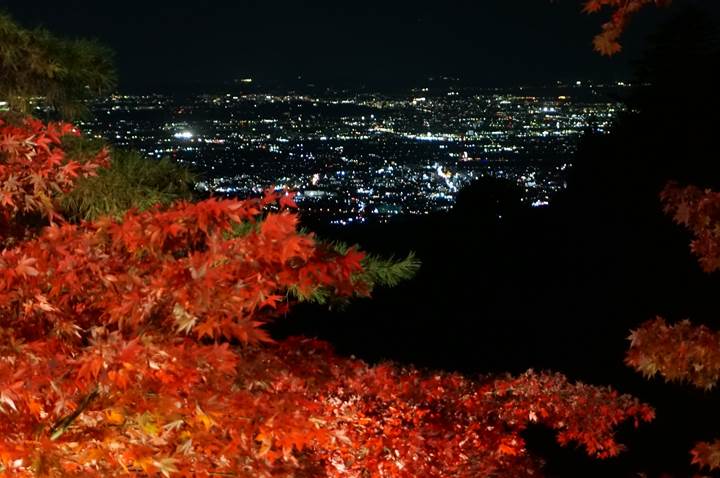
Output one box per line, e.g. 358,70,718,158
583,0,672,55
627,317,720,389
661,182,720,273
627,182,720,471
583,3,720,472
0,116,108,243
0,332,654,477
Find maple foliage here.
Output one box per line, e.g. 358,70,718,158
579,1,720,472
0,117,109,240
692,439,720,472
625,183,720,471
0,334,654,477
661,182,720,273
627,317,720,389
0,119,654,476
629,317,720,471
0,193,370,344
583,0,672,55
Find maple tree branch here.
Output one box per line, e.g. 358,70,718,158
49,386,99,441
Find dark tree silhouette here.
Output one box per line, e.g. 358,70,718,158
0,12,116,119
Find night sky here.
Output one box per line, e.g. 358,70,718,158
2,0,715,90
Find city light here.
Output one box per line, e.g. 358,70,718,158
79,81,622,225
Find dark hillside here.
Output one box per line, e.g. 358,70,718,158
272,9,720,477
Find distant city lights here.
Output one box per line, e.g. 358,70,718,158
78,80,624,225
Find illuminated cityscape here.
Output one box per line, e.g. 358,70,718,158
80,80,625,224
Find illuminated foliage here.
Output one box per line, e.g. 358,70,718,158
0,117,109,244
0,119,653,476
624,183,720,471
661,182,720,274
0,330,654,477
627,317,720,389
582,4,720,471
583,0,672,55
